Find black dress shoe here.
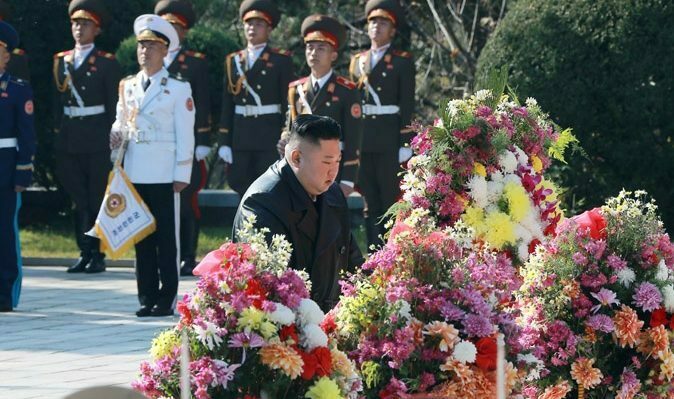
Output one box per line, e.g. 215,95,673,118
67,257,91,273
85,256,106,273
179,259,196,277
150,306,174,317
136,306,153,317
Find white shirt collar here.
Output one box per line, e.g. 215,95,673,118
247,42,267,68
311,69,333,91
370,43,391,68
140,68,166,86
74,44,95,68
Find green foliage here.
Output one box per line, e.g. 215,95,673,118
476,0,674,228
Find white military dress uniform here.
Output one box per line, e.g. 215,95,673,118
111,14,195,316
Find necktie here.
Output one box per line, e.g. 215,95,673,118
143,78,151,92
313,82,320,94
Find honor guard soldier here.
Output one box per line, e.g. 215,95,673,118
0,1,30,81
0,21,36,312
217,0,295,196
288,15,363,197
53,0,121,274
110,14,195,317
155,0,211,276
349,0,415,248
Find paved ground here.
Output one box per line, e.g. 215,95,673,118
0,266,197,399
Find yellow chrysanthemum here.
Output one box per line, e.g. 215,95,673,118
259,321,278,340
462,206,485,232
259,343,304,380
304,376,343,399
483,211,516,249
149,329,180,360
473,162,487,177
238,307,265,331
530,155,543,173
503,181,531,222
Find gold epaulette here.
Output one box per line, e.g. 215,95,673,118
270,47,291,56
12,48,26,56
97,50,116,60
54,50,72,59
289,76,308,88
185,50,206,59
392,49,412,58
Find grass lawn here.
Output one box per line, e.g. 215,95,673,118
20,217,368,260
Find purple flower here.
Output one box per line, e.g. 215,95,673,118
462,314,493,337
633,282,662,312
228,331,265,349
590,288,620,313
586,314,614,333
572,251,588,266
606,254,627,270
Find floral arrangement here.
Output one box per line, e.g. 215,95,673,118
132,216,361,399
331,209,537,398
396,89,577,261
517,191,674,398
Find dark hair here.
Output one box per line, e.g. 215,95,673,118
289,114,341,146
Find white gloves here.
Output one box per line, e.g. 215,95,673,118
218,145,233,164
195,145,211,162
398,147,413,163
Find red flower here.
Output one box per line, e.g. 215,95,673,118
650,308,669,328
176,300,192,325
528,239,541,254
320,312,337,335
571,208,607,240
312,347,333,377
245,279,267,309
475,336,498,371
299,349,318,380
670,314,674,330
280,325,299,346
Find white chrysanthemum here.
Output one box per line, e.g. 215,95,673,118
194,321,223,351
301,323,328,351
268,302,295,326
512,145,528,166
662,285,674,312
656,260,670,282
467,175,488,208
452,340,477,363
617,267,636,288
486,180,504,204
517,243,529,262
297,298,324,326
525,97,538,108
475,89,492,102
503,172,521,186
491,170,505,184
499,150,518,174
397,300,412,321
519,212,545,240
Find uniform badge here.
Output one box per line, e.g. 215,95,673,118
332,96,339,101
1,93,8,98
24,100,34,115
387,64,394,70
266,62,273,67
105,193,126,218
350,103,362,118
186,98,194,111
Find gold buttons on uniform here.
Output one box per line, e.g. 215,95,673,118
326,102,331,107
256,85,261,90
382,72,387,77
261,70,266,75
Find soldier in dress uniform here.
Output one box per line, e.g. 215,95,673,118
287,15,363,197
0,1,30,81
110,14,195,317
349,0,415,248
0,21,36,312
217,0,294,197
53,0,121,274
155,0,211,276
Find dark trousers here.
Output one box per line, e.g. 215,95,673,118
55,150,111,257
0,187,19,308
180,160,206,263
134,184,179,310
358,151,401,247
229,150,279,196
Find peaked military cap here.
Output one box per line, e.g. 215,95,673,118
239,0,280,28
301,14,346,50
366,0,404,27
0,20,18,52
155,0,196,29
134,14,180,53
68,0,111,28
0,1,11,21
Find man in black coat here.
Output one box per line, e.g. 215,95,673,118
233,114,363,311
